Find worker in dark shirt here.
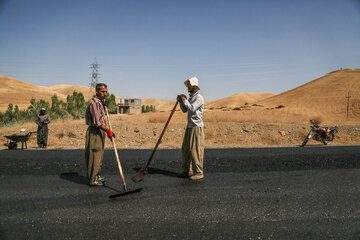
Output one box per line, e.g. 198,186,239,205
35,108,50,148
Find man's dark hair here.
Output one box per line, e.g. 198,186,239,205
96,83,108,92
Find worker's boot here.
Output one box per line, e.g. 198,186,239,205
89,180,104,186
96,175,106,182
189,173,204,180
177,171,193,178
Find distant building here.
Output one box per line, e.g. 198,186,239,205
117,98,142,114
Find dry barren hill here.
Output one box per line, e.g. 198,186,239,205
0,75,66,111
48,85,95,101
142,98,176,112
258,69,360,120
48,84,120,103
142,93,274,112
3,69,360,123
206,92,274,109
0,75,96,112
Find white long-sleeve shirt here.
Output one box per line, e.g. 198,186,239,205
179,91,204,128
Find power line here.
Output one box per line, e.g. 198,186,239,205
89,58,100,89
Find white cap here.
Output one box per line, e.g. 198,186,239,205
20,129,25,132
184,77,200,89
40,108,46,111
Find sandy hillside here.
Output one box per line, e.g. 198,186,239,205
0,76,97,111
206,92,274,109
142,98,176,112
48,85,95,101
258,69,360,120
142,93,274,112
0,75,67,111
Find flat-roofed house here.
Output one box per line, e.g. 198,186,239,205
117,98,141,114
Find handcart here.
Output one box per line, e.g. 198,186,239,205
4,131,37,150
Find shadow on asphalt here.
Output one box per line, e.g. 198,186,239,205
60,172,88,185
60,172,129,194
133,167,178,178
103,185,123,194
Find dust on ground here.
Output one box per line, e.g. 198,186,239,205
1,110,360,150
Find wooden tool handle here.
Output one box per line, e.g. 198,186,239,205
145,101,178,169
105,106,127,191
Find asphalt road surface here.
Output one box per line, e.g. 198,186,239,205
1,146,360,240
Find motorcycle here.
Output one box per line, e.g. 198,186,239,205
300,120,338,147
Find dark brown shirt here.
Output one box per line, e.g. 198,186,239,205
36,114,50,125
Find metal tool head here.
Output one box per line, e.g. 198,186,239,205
109,188,143,198
132,168,148,183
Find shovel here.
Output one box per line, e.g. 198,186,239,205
104,106,142,198
132,101,178,183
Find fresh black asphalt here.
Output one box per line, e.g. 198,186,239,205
1,145,360,239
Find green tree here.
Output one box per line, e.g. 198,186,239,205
0,112,4,126
7,104,13,112
50,94,68,118
74,92,85,109
66,94,74,113
13,105,20,121
66,91,86,119
5,104,14,121
0,91,116,127
105,93,117,113
51,94,61,112
27,97,36,112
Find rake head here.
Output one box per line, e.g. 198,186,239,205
109,188,143,198
132,168,148,183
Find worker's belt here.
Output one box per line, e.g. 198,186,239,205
88,125,100,129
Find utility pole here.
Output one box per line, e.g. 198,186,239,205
89,58,100,96
346,90,351,120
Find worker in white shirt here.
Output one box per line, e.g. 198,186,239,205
177,77,205,180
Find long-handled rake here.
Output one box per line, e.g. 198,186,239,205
132,101,178,183
104,106,142,198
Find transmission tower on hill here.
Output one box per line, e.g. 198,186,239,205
89,57,101,90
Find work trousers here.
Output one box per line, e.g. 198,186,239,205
85,126,106,184
181,127,205,175
37,125,48,147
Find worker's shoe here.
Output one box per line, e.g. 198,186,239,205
177,171,193,178
189,173,204,181
96,175,106,182
89,180,104,186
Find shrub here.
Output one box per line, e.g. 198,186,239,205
105,93,117,113
142,105,155,113
0,91,119,127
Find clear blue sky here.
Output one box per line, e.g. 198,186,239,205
0,0,359,100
